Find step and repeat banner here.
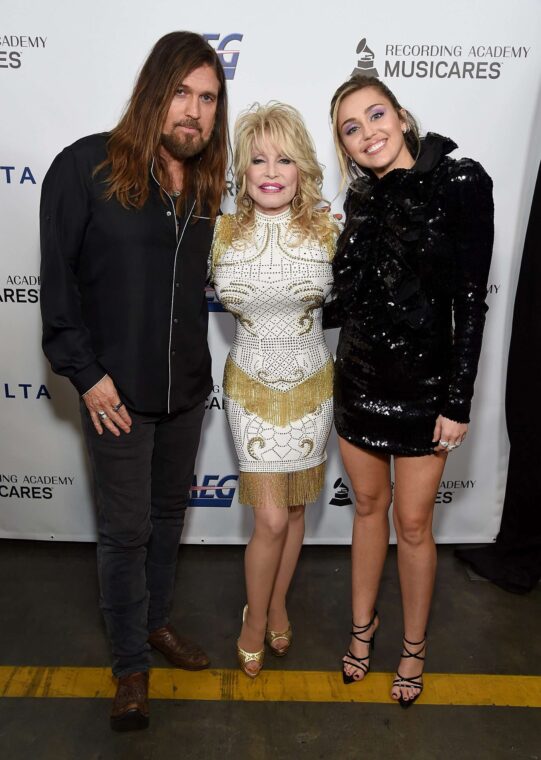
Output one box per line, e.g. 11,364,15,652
1,0,540,543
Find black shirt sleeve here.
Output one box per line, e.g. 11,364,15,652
40,146,106,395
441,159,494,423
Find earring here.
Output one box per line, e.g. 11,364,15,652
291,194,302,211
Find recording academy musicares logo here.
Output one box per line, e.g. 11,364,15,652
436,479,476,504
0,273,40,304
329,477,353,507
353,34,531,80
0,34,47,70
352,38,379,78
0,472,75,501
329,476,476,507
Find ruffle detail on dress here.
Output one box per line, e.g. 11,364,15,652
331,137,461,339
223,356,333,427
334,210,433,338
238,461,325,508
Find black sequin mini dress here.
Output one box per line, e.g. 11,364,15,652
326,134,494,456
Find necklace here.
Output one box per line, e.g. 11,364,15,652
171,189,181,198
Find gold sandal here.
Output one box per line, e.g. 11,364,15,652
237,605,264,678
265,624,292,657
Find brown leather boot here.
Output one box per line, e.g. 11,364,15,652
148,624,210,670
110,671,149,732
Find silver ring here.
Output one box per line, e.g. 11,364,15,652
97,410,108,420
447,444,457,451
112,401,124,413
439,440,449,448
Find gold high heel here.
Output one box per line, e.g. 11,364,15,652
265,624,293,657
236,605,264,678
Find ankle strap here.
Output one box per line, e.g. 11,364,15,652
404,635,426,646
351,609,378,642
351,609,378,633
402,635,426,660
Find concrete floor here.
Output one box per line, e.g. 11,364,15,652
0,540,539,760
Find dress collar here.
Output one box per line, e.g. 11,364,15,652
254,207,292,224
414,132,458,173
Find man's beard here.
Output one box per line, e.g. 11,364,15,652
160,122,210,160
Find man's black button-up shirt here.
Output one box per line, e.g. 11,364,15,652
40,132,214,414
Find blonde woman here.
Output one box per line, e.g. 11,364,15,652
210,103,338,677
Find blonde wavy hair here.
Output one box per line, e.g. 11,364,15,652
233,102,336,245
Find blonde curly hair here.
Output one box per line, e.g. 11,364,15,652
233,102,337,246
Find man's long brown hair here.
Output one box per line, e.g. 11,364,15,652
98,31,228,218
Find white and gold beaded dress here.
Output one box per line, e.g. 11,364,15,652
211,208,336,507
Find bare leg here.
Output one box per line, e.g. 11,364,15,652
339,437,392,680
267,504,305,650
237,480,290,675
391,451,447,702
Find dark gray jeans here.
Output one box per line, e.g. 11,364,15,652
81,400,205,677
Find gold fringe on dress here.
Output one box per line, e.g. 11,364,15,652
238,462,326,509
223,357,333,427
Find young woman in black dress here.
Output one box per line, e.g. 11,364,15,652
327,75,494,706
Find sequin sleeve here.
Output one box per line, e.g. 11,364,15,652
441,159,494,423
322,188,360,329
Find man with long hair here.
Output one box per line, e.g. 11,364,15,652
40,32,228,730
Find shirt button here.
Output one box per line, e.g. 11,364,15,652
175,282,180,288
173,318,178,324
166,211,172,216
171,350,176,356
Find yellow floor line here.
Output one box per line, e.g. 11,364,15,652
1,667,541,707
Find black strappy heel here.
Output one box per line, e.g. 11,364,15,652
342,609,378,685
392,635,427,708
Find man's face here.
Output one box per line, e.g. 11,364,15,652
160,64,220,160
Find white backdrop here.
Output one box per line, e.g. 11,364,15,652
1,0,540,543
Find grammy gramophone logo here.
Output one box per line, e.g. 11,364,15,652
329,477,353,507
352,37,379,78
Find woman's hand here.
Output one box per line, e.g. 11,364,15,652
432,415,467,453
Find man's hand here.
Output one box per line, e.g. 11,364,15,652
432,415,467,453
82,376,132,436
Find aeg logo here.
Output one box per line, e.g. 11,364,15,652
190,474,239,507
203,34,243,80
